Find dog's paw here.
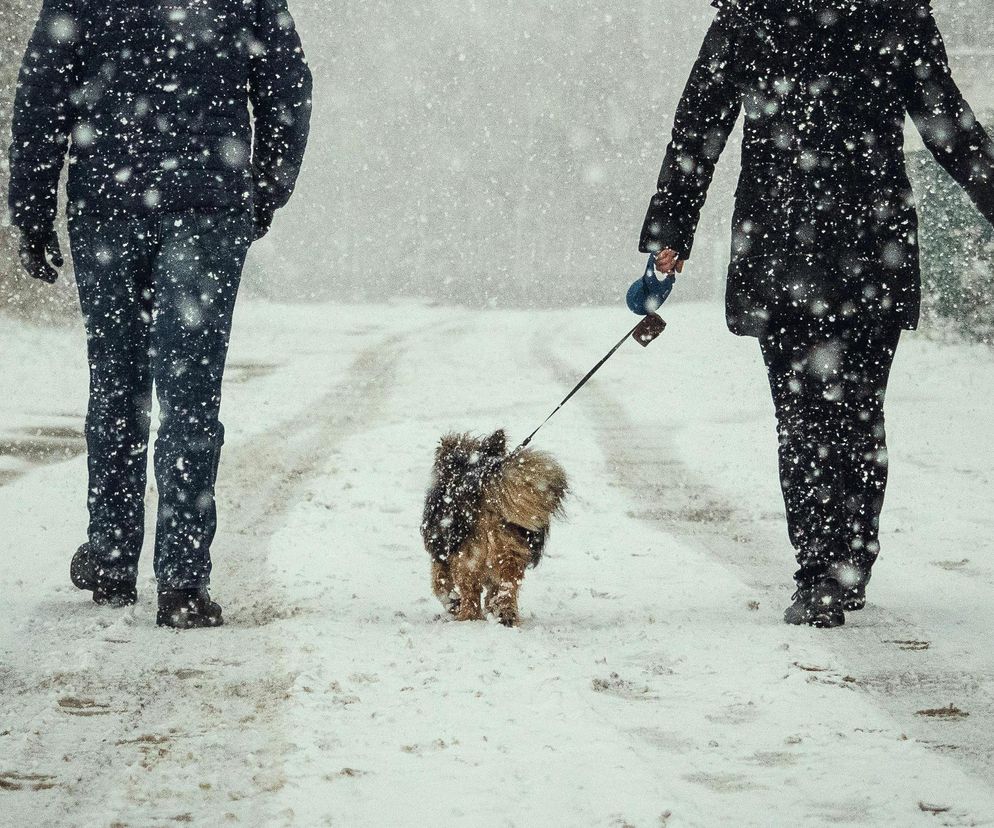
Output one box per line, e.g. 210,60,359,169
454,606,485,622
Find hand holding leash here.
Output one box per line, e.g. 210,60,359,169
627,253,677,316
653,248,684,275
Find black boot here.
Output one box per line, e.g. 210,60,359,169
843,581,866,612
823,561,871,612
784,579,845,628
842,570,871,612
70,544,138,607
157,587,223,629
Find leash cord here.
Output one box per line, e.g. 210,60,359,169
515,318,644,452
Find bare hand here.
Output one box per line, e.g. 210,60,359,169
654,248,684,275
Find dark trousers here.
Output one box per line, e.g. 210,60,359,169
69,209,251,589
759,317,901,588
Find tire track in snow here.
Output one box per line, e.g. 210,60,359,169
1,335,404,826
538,341,994,797
218,335,404,626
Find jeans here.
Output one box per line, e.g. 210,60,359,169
759,317,901,588
69,209,251,589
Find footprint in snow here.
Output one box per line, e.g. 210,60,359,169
57,697,114,716
400,738,455,755
705,701,759,725
683,771,757,793
748,750,798,768
884,639,930,651
931,559,977,574
0,771,57,791
630,727,693,754
916,704,969,720
591,673,657,701
323,767,369,780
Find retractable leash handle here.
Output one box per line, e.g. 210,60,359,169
627,253,676,316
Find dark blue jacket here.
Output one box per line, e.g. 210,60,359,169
640,0,994,336
8,0,312,234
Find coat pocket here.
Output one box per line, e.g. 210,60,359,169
725,254,878,336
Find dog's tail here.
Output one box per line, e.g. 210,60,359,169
488,448,568,566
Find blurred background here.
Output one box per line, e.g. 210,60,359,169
1,0,993,334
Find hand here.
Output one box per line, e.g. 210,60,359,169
253,204,275,241
19,228,64,284
654,248,685,275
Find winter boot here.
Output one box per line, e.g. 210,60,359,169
843,580,867,611
840,568,872,611
822,560,872,612
784,579,845,628
70,544,138,607
157,587,223,629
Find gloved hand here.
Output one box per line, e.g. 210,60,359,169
19,228,64,283
253,203,275,241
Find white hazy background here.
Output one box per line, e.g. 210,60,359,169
246,0,993,308
4,1,984,309
248,0,730,307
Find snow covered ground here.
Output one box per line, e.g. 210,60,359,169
2,299,994,827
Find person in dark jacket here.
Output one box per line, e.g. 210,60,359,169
640,0,994,626
8,0,312,628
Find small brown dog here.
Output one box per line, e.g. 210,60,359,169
421,429,567,626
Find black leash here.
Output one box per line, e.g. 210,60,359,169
516,313,666,451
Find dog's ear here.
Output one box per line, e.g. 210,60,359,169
435,433,461,461
482,429,507,458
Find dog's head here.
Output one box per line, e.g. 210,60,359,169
423,430,509,562
432,429,507,484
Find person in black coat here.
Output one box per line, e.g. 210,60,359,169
7,0,312,628
640,0,994,626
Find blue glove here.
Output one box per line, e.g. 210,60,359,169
627,254,675,316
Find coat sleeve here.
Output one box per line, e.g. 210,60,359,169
7,0,80,235
902,2,994,228
639,11,742,258
249,0,313,215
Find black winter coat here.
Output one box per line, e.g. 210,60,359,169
640,0,994,336
8,0,312,234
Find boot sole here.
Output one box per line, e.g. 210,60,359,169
94,588,138,608
784,609,846,628
156,610,224,629
71,549,137,606
70,555,94,591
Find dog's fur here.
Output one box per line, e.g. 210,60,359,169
421,429,567,626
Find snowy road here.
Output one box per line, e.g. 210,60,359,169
2,301,994,827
